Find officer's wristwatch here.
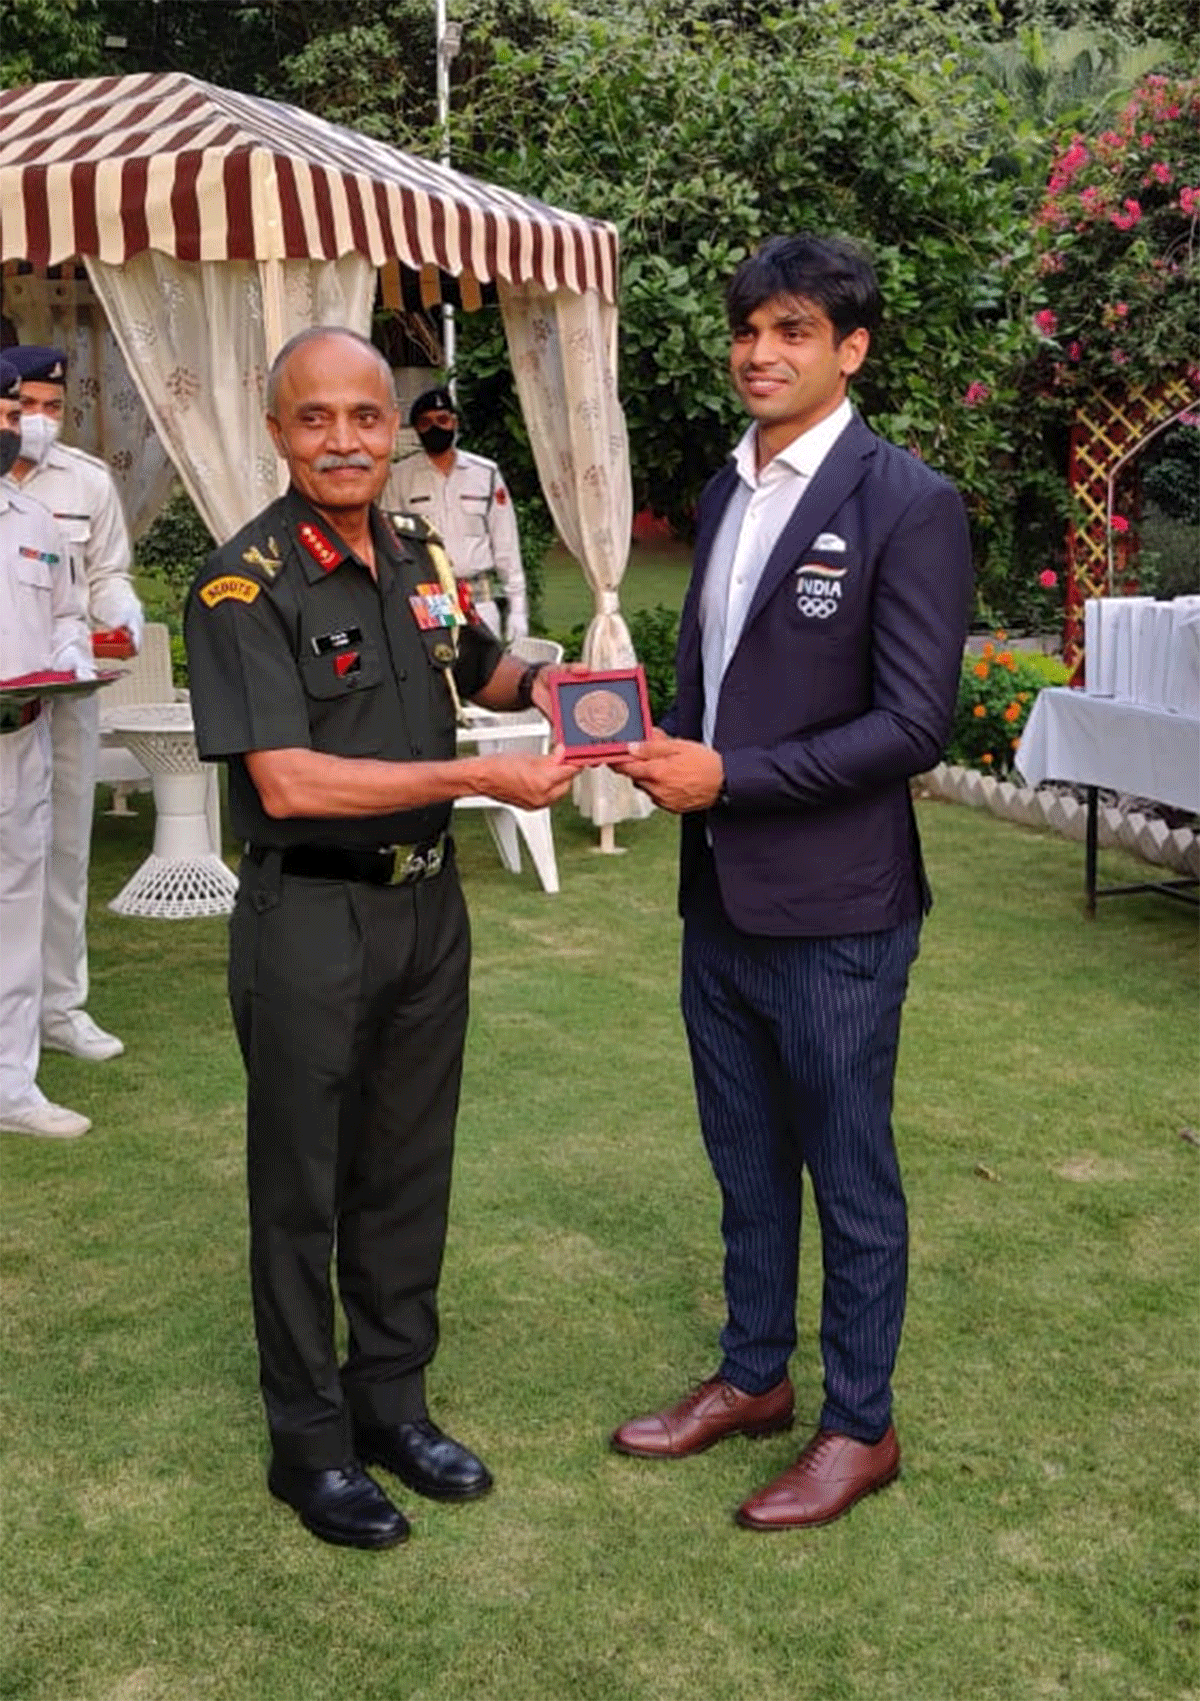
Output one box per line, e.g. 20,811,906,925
515,661,547,711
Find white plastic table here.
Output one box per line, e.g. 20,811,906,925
455,713,560,894
103,703,238,918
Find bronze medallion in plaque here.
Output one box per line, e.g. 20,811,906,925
571,688,630,740
548,666,652,762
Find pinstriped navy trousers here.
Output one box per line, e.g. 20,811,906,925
681,880,921,1443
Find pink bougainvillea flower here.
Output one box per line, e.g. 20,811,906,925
1110,198,1143,230
1067,341,1083,362
1114,301,1129,317
1111,515,1130,534
1181,187,1198,214
1039,569,1058,588
1150,162,1172,184
963,381,991,406
1033,308,1058,336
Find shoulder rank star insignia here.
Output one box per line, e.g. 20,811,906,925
241,538,282,581
297,522,342,572
387,510,432,541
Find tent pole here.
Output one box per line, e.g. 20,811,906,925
436,1,462,384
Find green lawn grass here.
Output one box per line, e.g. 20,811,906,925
2,796,1197,1701
539,539,691,636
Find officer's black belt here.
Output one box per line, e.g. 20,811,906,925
246,833,447,886
0,699,41,735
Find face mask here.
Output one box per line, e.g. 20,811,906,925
19,412,60,465
417,424,456,456
0,429,20,478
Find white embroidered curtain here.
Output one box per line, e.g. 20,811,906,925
1,270,175,540
498,277,651,828
85,251,376,543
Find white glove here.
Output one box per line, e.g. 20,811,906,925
122,601,146,654
58,643,97,682
96,588,145,653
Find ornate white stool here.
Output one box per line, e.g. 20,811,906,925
104,703,238,918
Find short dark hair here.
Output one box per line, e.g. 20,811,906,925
725,235,882,343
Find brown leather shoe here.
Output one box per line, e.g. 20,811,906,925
610,1375,794,1459
736,1426,900,1529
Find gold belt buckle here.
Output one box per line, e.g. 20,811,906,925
388,835,444,885
388,843,418,885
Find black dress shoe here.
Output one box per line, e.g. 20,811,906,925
355,1418,494,1502
267,1460,410,1549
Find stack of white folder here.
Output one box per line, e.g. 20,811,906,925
1083,594,1200,717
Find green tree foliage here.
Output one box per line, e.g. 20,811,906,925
0,0,106,86
976,23,1178,130
447,4,1036,564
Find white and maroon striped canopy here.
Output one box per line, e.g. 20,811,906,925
0,73,619,302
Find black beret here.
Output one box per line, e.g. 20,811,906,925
409,386,456,427
5,345,68,385
0,358,20,400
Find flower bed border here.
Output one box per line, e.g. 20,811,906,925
916,763,1200,877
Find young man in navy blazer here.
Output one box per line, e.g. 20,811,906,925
610,234,974,1529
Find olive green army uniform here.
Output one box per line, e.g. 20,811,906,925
184,487,503,1470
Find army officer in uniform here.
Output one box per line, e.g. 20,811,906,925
185,326,573,1552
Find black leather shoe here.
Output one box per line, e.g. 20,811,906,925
267,1460,410,1549
355,1418,494,1502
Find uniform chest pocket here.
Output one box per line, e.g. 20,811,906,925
16,553,54,593
299,643,383,700
461,493,490,537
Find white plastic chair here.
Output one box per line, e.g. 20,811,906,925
454,636,565,892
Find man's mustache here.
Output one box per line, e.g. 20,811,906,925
313,453,375,472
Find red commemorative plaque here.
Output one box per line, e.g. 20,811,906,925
547,666,652,763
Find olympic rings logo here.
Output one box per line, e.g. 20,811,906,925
796,596,840,620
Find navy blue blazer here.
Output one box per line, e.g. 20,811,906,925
666,412,974,937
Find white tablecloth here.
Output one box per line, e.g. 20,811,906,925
1015,688,1200,814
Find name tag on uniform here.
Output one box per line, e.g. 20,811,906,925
310,625,363,656
409,584,460,629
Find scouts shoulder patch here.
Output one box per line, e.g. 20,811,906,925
200,574,260,608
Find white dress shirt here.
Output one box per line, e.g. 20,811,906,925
700,399,852,747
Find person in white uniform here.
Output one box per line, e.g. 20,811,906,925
4,346,144,1063
0,357,95,1139
383,387,528,641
